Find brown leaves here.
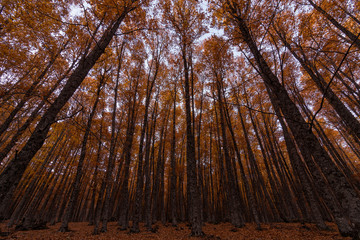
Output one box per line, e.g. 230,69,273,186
0,222,351,240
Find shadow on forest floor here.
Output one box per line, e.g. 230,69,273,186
0,221,351,240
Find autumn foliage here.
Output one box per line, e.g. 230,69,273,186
0,0,360,239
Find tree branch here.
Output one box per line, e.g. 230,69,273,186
308,31,360,132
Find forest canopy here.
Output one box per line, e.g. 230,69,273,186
0,0,360,238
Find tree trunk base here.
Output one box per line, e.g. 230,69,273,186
255,224,262,231
58,225,70,232
148,225,159,233
92,227,100,235
130,226,140,233
315,223,331,231
190,229,204,237
100,226,107,233
16,220,48,231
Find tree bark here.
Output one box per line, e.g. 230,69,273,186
226,7,360,237
307,0,360,50
59,72,105,232
182,44,203,236
0,12,130,214
170,85,178,226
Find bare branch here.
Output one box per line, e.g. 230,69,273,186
308,31,360,132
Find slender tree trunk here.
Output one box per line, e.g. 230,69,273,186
182,45,203,235
0,42,68,138
307,0,360,49
131,61,156,233
151,104,170,225
117,78,139,230
214,81,244,228
0,11,131,214
0,60,75,165
59,72,105,232
227,8,360,237
170,86,178,226
145,105,157,229
279,36,360,142
100,41,126,233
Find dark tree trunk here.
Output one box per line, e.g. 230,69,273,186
145,104,157,229
151,104,170,225
100,41,126,233
8,130,66,227
117,77,140,230
267,86,328,229
307,0,360,49
182,45,203,236
0,42,67,138
214,80,244,228
279,36,360,143
59,72,105,232
226,8,360,237
131,61,156,233
169,86,178,226
0,60,74,165
0,12,130,215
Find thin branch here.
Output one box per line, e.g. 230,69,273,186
0,5,5,15
55,107,83,122
227,101,277,115
35,8,86,26
308,31,360,132
115,27,166,36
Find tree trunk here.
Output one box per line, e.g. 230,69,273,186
170,86,178,226
131,61,156,233
182,45,203,236
0,42,67,138
307,0,360,49
59,72,104,232
0,63,73,165
0,12,130,214
227,8,360,237
279,36,360,143
117,78,140,230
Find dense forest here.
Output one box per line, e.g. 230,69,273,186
0,0,360,239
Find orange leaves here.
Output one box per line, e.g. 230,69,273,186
161,0,207,46
201,35,232,70
1,2,360,238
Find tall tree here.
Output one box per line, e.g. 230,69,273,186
218,1,360,237
162,0,206,235
59,69,106,232
0,0,142,216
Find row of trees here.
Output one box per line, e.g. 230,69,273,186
0,0,360,238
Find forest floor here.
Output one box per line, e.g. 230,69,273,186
0,221,352,240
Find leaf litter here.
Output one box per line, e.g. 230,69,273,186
0,221,351,240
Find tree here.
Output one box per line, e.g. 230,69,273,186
59,70,106,232
218,0,360,237
161,0,206,235
0,0,142,218
1,1,360,238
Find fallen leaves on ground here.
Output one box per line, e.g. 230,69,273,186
0,221,351,240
